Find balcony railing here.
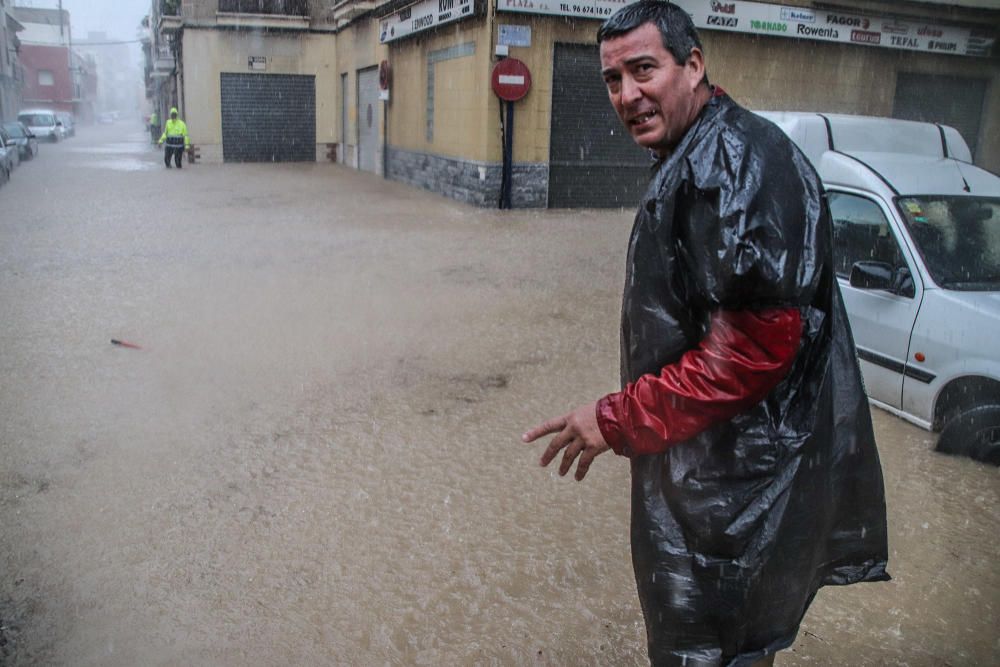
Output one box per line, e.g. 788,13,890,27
218,0,310,15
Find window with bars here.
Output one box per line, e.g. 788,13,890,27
217,0,310,15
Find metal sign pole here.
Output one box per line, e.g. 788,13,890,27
502,101,514,209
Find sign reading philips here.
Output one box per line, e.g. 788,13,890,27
496,0,991,58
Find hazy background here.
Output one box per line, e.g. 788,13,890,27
16,0,150,61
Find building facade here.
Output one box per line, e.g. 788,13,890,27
11,6,74,113
143,0,367,164
0,0,25,122
10,5,97,121
146,0,999,208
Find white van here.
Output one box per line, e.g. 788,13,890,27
758,112,1000,464
17,108,62,142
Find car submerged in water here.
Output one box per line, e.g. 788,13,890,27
2,121,38,161
759,112,1000,465
17,109,62,143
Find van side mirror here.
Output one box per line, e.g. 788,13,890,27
850,261,915,298
850,261,892,290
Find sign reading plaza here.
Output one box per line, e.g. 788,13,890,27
497,0,993,57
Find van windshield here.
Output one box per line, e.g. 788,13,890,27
897,196,1000,291
19,114,54,126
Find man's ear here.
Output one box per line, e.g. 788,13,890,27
685,48,706,90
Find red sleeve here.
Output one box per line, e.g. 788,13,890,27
596,308,802,458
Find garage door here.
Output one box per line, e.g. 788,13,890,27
220,73,315,162
893,73,987,160
549,43,652,208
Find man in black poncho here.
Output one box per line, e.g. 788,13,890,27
522,2,889,665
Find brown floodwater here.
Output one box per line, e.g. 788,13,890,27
1,126,997,665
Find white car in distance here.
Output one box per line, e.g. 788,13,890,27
758,112,1000,465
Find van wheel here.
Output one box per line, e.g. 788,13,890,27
936,404,1000,465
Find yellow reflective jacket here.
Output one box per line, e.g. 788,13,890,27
159,117,189,147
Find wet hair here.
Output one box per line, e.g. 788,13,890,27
597,0,708,83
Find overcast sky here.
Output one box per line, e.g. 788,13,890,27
17,0,150,42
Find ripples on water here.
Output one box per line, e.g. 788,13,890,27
1,126,997,665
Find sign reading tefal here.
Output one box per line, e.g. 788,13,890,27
496,0,993,58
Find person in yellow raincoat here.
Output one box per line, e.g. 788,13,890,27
158,107,189,169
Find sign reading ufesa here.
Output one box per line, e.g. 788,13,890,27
497,0,993,58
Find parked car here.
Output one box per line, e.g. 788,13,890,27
0,134,13,187
0,126,20,170
97,111,115,124
55,111,75,138
17,109,62,142
759,111,1000,464
1,121,38,160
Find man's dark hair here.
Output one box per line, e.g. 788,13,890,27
597,0,704,71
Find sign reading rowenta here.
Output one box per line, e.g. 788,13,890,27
498,0,993,57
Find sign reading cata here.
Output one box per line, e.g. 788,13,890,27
380,0,474,43
497,0,993,58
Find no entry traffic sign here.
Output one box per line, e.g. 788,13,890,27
491,58,531,102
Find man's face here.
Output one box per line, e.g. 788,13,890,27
600,22,706,156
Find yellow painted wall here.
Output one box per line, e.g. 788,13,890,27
177,6,999,172
486,15,1000,172
334,19,386,166
491,16,605,165
386,19,494,162
180,28,339,149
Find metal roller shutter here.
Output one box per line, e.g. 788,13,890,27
220,73,315,163
893,73,987,160
548,43,652,209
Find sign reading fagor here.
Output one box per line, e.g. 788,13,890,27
496,0,992,58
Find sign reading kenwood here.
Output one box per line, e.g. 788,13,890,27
497,0,993,57
380,0,473,43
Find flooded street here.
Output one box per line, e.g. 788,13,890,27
1,125,997,665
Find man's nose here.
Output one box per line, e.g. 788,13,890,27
620,76,642,106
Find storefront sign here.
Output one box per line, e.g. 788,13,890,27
380,0,474,43
499,24,532,47
496,0,994,58
248,56,266,71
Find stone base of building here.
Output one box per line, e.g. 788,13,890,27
189,143,336,164
387,146,548,208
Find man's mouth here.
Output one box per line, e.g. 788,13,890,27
629,110,657,127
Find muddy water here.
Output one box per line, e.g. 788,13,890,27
1,126,997,665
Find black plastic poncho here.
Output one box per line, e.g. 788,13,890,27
615,93,889,666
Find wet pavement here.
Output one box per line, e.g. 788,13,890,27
1,124,997,666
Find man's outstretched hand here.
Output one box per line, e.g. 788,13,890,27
522,401,610,481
